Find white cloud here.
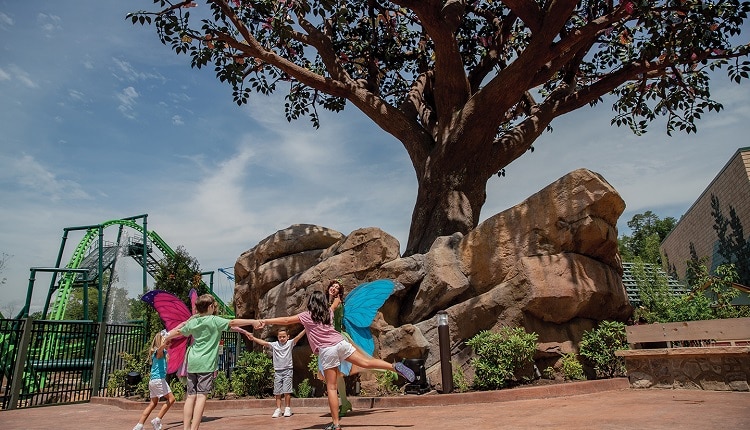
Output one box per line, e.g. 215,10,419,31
172,114,184,125
0,154,92,201
37,13,61,34
0,12,14,29
116,86,139,118
112,57,164,82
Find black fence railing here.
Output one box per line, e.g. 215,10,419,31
0,318,251,410
0,318,144,410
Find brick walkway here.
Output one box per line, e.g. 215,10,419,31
2,379,749,429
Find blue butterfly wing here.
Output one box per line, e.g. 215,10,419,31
342,279,401,356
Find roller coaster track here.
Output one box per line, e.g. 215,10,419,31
50,219,233,321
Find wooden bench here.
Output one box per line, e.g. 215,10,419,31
615,317,750,391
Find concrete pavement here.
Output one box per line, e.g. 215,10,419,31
1,378,749,429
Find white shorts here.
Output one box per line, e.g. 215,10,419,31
148,378,172,398
318,340,356,371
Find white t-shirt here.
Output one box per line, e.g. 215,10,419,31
270,339,295,370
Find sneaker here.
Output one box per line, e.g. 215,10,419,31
323,423,342,430
283,406,292,417
394,362,415,382
272,408,282,418
150,417,162,430
132,424,144,430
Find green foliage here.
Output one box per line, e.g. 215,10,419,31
451,361,470,393
636,262,749,323
579,321,628,378
170,377,186,401
294,378,313,398
106,352,147,397
466,327,538,390
560,353,585,381
619,211,677,265
211,371,230,399
230,351,274,398
375,370,399,395
542,366,556,380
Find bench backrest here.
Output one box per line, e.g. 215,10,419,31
626,317,750,347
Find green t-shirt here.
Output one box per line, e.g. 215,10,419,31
180,314,230,373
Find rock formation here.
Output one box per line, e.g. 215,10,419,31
233,169,633,388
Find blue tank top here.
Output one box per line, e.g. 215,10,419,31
150,350,167,380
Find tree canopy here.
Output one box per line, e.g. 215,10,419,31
129,1,750,255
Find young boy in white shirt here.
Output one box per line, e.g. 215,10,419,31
245,327,306,417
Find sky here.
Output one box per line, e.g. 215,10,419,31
1,1,748,318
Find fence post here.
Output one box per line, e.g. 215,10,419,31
90,321,107,396
9,317,34,410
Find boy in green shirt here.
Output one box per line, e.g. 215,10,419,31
165,294,261,430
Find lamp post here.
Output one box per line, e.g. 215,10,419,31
437,310,453,393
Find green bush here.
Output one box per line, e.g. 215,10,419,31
375,370,399,395
578,321,628,378
230,351,273,397
452,360,470,393
560,353,585,381
170,377,186,401
106,352,147,397
466,327,538,390
211,371,230,399
295,378,313,398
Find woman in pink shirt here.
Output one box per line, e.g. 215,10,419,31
259,290,415,430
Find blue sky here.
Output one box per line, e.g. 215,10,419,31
1,1,748,317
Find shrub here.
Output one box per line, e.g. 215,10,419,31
542,366,555,380
211,371,230,399
466,327,538,390
295,378,313,398
230,351,273,397
375,370,399,395
452,360,470,393
578,321,628,378
170,377,186,401
560,353,585,381
106,352,146,397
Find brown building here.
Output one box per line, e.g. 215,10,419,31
660,147,750,280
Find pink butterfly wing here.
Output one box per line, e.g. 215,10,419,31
141,290,193,374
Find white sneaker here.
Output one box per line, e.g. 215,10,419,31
272,408,282,418
150,417,162,430
284,407,292,417
132,424,144,430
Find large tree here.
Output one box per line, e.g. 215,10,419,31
130,1,750,255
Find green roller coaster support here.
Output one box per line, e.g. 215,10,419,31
47,218,233,322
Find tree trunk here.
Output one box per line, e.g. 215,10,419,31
404,164,489,256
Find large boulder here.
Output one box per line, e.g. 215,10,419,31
233,168,633,386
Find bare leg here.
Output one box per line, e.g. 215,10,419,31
190,394,207,430
345,349,396,372
156,392,176,419
275,394,282,410
324,367,340,426
183,395,196,430
137,397,159,425
284,393,292,408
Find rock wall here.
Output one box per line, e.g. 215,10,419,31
233,168,633,387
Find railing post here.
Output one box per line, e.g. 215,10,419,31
9,318,34,410
91,321,107,396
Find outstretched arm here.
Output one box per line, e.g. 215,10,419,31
241,331,270,348
292,328,306,344
260,314,302,327
229,318,262,329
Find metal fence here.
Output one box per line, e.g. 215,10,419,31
0,318,250,410
0,318,144,410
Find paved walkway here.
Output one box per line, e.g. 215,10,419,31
2,379,749,429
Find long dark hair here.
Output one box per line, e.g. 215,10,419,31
307,290,331,325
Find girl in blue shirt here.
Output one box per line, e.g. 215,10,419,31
133,330,176,430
